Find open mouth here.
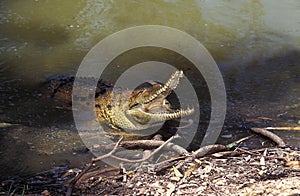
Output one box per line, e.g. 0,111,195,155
127,70,194,126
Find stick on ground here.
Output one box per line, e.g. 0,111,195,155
251,128,286,147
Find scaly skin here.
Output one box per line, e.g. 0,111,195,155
95,70,194,130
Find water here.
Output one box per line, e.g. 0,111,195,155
0,0,299,179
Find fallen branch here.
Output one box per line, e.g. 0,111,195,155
109,134,180,163
153,144,228,173
251,128,285,147
193,144,227,158
93,139,188,155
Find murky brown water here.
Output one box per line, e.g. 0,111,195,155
0,0,299,179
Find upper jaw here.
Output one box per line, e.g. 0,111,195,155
129,70,184,107
127,70,194,129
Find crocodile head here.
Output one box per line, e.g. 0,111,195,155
95,70,194,131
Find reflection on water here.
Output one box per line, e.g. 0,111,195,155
0,0,299,178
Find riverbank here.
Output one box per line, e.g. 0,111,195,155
1,145,299,195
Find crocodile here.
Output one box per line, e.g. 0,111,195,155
46,70,194,131
45,75,113,108
95,70,194,131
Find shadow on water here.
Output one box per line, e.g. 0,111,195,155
225,49,299,103
0,16,78,127
217,48,300,149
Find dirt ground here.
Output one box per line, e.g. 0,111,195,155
1,147,299,196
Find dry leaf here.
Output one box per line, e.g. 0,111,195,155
166,183,176,196
203,165,212,174
173,166,183,178
170,176,181,182
183,164,198,179
285,161,300,169
260,156,266,166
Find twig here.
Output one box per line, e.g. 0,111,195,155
66,137,123,196
155,144,228,173
93,136,123,162
152,156,187,173
250,128,286,147
236,147,288,161
193,144,227,158
226,135,254,149
235,135,254,144
235,147,259,156
266,127,300,131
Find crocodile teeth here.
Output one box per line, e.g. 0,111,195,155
143,70,183,104
148,107,195,122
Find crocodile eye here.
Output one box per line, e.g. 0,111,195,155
107,105,112,109
130,103,139,109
